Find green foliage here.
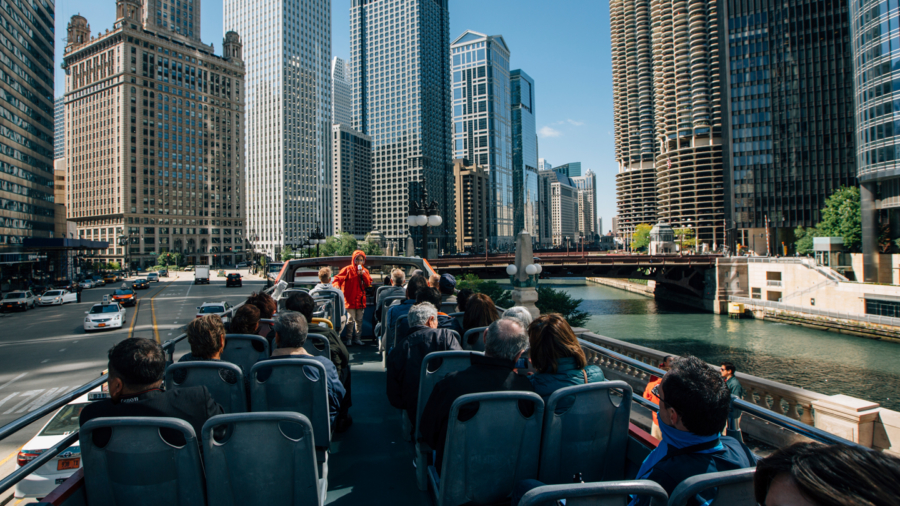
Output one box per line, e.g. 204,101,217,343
453,274,512,308
358,240,384,256
535,286,591,328
674,227,697,248
631,223,652,251
280,245,294,261
794,226,820,255
157,252,182,267
456,273,483,291
321,232,360,256
818,186,861,252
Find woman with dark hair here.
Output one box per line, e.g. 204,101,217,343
526,313,605,400
229,304,261,335
462,293,499,347
754,442,900,506
456,288,474,312
245,291,276,339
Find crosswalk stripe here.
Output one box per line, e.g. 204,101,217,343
20,387,61,413
0,392,17,409
4,390,42,415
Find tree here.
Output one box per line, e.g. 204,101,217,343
358,240,384,256
453,274,512,308
109,261,121,270
321,232,359,256
631,223,652,251
456,273,483,291
280,245,294,261
535,286,591,327
674,227,696,249
157,252,182,268
794,226,820,255
818,186,861,252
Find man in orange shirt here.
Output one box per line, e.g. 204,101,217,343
643,355,673,440
332,250,372,345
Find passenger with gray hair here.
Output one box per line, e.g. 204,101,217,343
419,317,535,473
256,312,346,424
501,306,534,330
376,267,407,324
387,303,462,426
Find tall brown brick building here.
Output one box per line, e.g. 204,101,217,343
62,0,245,268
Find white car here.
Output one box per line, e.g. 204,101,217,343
196,301,232,321
38,290,79,306
147,272,160,282
78,280,94,289
2,291,36,311
13,389,97,499
83,301,126,331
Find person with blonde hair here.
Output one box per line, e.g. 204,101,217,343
310,265,347,334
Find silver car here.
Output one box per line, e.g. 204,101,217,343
2,291,36,311
38,290,78,306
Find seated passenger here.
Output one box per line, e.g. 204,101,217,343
502,306,534,329
257,312,345,425
456,289,474,313
462,293,499,348
386,302,463,423
754,441,900,506
428,273,441,289
310,266,347,330
643,356,674,441
80,338,223,445
229,304,261,335
438,273,458,313
382,274,428,349
526,313,605,400
284,291,353,431
173,314,237,384
375,268,407,323
416,287,463,336
418,318,534,473
628,355,756,506
245,291,276,340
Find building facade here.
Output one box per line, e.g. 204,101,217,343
64,0,246,268
553,161,582,178
653,0,725,249
54,97,65,160
225,0,331,259
451,30,513,247
511,69,539,240
453,158,489,252
849,0,900,281
538,158,552,171
332,124,372,238
572,169,598,243
332,56,352,126
0,0,55,249
350,0,454,250
144,0,201,40
721,0,858,254
611,0,658,245
538,169,578,246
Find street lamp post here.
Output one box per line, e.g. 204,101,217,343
407,176,442,260
250,231,259,271
309,224,326,257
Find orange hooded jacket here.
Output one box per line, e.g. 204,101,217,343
332,250,372,309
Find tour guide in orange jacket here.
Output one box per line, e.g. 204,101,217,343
333,250,372,345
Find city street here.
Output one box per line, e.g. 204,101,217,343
0,270,266,504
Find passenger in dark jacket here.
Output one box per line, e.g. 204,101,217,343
396,287,464,342
383,275,429,348
419,318,534,473
386,303,463,423
375,268,407,322
80,337,223,447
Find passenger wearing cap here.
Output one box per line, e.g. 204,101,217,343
438,273,458,314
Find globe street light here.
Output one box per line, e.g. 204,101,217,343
407,175,442,260
309,224,327,257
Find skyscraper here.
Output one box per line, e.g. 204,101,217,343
64,0,246,268
511,69,539,239
720,0,857,254
453,158,489,252
451,30,513,246
350,0,454,249
572,169,598,243
611,0,658,244
849,0,899,282
538,158,552,171
553,162,582,178
332,124,372,238
225,0,332,258
54,97,65,160
332,56,352,126
0,0,54,249
144,0,201,40
538,170,579,246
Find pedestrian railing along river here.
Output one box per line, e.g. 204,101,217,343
728,295,900,328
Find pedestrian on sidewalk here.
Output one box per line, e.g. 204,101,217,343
721,361,746,434
332,250,372,346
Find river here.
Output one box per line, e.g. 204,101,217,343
554,282,900,411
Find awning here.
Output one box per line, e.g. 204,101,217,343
23,238,110,250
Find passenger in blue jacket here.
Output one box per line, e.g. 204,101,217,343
526,313,606,400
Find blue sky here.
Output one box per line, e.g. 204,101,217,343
55,0,616,230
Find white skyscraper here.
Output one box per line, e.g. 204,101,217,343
332,57,352,126
572,169,598,242
350,0,453,249
225,0,332,259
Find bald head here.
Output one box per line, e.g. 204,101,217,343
484,317,527,362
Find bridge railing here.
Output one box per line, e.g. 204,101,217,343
746,256,849,283
728,295,900,328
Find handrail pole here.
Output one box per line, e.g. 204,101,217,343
0,431,80,494
0,376,107,442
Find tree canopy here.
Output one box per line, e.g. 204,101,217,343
280,245,294,261
632,223,652,251
793,186,861,253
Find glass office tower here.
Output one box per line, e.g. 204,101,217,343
350,0,454,249
850,0,899,281
451,30,513,247
511,69,539,240
721,0,858,254
224,0,332,258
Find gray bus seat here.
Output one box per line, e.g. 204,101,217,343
520,481,669,506
80,417,205,506
222,334,269,377
462,326,488,352
379,296,406,337
428,391,545,506
249,358,331,479
392,314,410,350
398,335,463,441
539,381,633,484
277,289,309,311
304,333,332,360
165,362,247,414
312,291,343,331
202,412,325,506
668,468,756,506
414,351,483,490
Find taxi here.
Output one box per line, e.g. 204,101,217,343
111,285,137,307
83,297,126,331
132,278,149,290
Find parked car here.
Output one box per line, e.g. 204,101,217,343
132,279,149,290
83,298,126,331
196,302,232,321
37,290,78,306
157,269,168,277
183,265,195,272
225,273,243,287
2,291,36,311
147,272,159,283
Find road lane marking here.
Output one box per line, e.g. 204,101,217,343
0,393,17,408
0,444,24,466
20,387,61,413
0,373,25,391
3,390,42,414
127,299,141,339
59,349,65,352
41,359,48,363
149,280,176,344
